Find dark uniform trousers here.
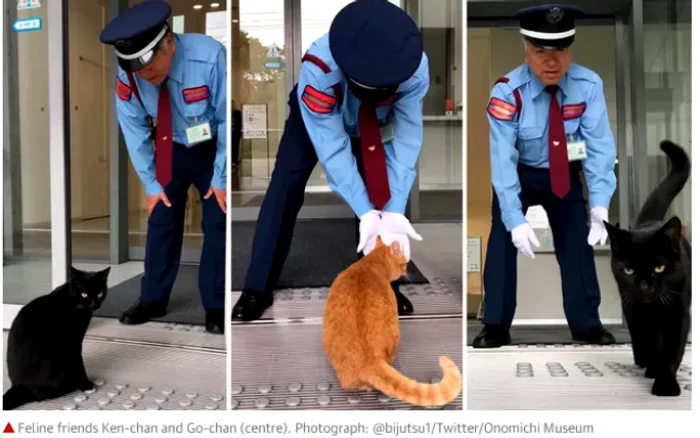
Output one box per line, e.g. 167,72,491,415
244,84,401,296
482,163,602,333
142,138,226,310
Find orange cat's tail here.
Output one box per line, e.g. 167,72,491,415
365,356,462,407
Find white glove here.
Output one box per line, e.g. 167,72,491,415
357,210,383,255
377,212,423,261
511,222,540,259
588,206,609,246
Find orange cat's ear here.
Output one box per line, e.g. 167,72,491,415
375,235,384,247
391,241,401,255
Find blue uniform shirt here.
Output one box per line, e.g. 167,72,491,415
115,33,227,196
487,62,617,231
297,34,429,218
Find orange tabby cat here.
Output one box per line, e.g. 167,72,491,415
322,237,462,407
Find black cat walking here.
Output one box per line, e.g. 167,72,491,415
604,140,692,397
3,267,110,410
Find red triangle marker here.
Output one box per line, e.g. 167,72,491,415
3,423,14,433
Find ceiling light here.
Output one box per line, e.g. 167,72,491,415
211,2,220,7
193,4,202,9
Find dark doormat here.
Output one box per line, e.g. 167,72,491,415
466,321,633,345
231,218,429,291
95,265,205,325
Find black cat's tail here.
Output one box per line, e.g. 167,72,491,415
635,140,691,227
3,385,34,410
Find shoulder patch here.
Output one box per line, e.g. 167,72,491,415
301,85,336,114
115,77,132,101
563,103,586,120
487,97,517,121
183,86,210,103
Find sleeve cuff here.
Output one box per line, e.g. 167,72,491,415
502,210,527,232
382,194,408,215
588,194,610,211
211,175,226,191
145,181,163,197
348,192,374,218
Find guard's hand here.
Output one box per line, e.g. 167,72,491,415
511,222,540,259
587,206,609,246
378,212,423,261
357,210,383,255
147,192,171,216
204,186,227,213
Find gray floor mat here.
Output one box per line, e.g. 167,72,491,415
231,218,428,290
95,265,205,325
231,278,461,322
467,321,633,345
231,318,463,410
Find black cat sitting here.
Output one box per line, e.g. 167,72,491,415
604,140,691,397
3,266,110,410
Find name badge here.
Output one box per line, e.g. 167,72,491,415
186,122,212,145
566,134,587,161
379,118,394,143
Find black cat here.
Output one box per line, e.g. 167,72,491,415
3,266,110,410
604,140,691,397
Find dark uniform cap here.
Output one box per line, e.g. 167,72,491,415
329,0,423,90
99,0,172,72
515,4,585,49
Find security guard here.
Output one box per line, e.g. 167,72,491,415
100,1,227,334
233,0,429,321
473,4,617,348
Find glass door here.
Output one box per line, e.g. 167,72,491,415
230,0,290,221
231,0,356,221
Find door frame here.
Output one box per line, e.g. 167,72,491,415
466,2,646,326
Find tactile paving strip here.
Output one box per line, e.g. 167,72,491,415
231,318,463,410
232,277,462,322
467,345,692,410
3,334,226,410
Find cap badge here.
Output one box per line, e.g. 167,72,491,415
546,7,563,23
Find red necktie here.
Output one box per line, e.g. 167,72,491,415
358,102,391,209
545,85,570,199
155,79,173,188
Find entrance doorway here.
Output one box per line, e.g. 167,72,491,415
466,0,692,329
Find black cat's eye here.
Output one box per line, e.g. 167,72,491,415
81,293,88,298
623,268,634,275
654,265,665,273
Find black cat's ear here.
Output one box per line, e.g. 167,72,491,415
659,216,683,251
100,267,111,279
603,221,627,252
70,266,81,282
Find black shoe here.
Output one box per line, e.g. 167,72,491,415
119,299,167,325
205,309,225,334
472,324,511,348
395,290,414,315
232,290,272,321
572,326,616,345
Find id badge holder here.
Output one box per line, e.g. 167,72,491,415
379,117,395,144
566,133,587,161
186,121,213,146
